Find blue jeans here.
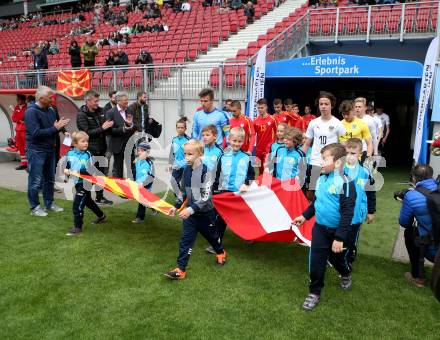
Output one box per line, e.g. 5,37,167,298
27,148,55,210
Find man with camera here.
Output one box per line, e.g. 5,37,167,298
135,50,154,87
398,164,439,287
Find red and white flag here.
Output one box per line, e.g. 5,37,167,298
213,175,314,245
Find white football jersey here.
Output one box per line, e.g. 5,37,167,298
305,116,346,166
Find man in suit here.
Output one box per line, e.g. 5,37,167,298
106,91,135,178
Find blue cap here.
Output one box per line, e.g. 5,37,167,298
137,142,151,150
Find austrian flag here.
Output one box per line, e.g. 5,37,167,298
213,175,314,245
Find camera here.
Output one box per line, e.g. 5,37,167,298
394,189,409,202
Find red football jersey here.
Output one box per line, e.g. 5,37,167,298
229,115,256,153
285,111,301,127
302,114,317,131
273,112,291,125
253,114,277,153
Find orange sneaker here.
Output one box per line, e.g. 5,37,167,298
164,268,186,280
216,250,227,267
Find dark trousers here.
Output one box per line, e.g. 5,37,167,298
404,226,424,279
171,168,184,190
215,211,227,241
309,223,351,295
93,154,108,200
112,152,125,178
348,223,362,264
177,211,224,271
73,182,104,229
27,148,55,210
136,185,152,220
84,60,95,67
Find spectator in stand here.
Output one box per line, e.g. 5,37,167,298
136,50,154,65
173,0,183,12
120,33,131,45
106,51,117,66
69,40,82,68
152,3,162,17
145,21,154,32
231,0,242,10
136,50,154,84
244,2,255,24
203,0,213,7
81,36,99,67
97,33,110,47
181,0,191,11
152,22,164,32
144,5,154,18
49,39,59,55
119,24,131,35
115,49,129,66
12,94,28,170
25,86,69,217
32,46,48,70
108,32,118,45
132,22,145,34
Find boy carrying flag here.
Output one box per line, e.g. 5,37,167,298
293,143,356,311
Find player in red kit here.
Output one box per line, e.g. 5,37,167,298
300,105,317,132
284,99,301,128
228,100,255,154
272,98,291,125
11,94,28,170
254,98,277,174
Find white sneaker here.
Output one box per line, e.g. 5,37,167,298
31,205,48,217
45,203,64,212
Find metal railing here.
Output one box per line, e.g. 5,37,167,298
0,61,248,101
256,14,309,63
309,1,438,43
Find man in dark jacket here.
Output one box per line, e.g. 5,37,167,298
25,86,69,216
399,164,439,287
106,91,135,178
115,49,129,66
127,91,149,137
103,90,117,114
77,90,114,205
32,46,48,85
32,46,48,70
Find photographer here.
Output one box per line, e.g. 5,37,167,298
399,164,439,287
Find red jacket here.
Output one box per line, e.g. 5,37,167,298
11,104,27,131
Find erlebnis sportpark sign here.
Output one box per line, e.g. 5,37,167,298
266,53,423,79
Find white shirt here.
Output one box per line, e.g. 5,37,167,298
305,116,346,166
359,114,377,154
375,112,390,128
181,2,191,11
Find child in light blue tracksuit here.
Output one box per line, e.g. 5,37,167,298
168,117,190,190
133,142,155,223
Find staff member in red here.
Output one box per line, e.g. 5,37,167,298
11,94,28,170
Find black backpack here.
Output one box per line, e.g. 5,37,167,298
416,183,440,245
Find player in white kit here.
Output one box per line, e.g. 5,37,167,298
302,91,346,199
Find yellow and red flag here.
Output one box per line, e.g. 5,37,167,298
70,173,175,215
56,70,91,97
